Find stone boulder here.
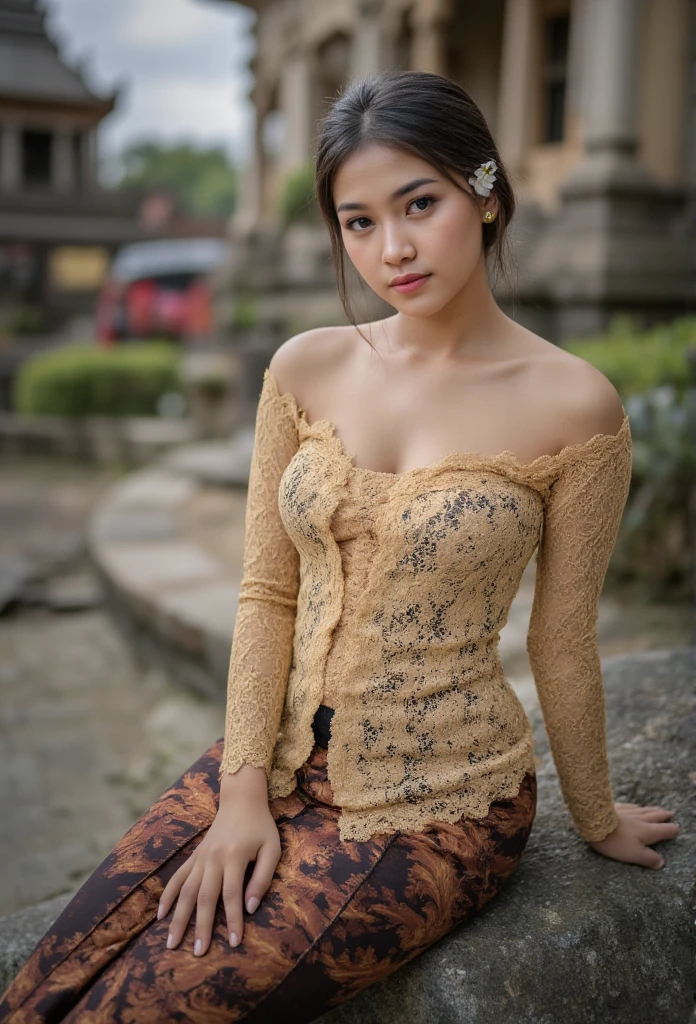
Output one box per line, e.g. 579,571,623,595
1,648,693,1022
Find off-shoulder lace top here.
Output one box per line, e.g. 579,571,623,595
219,367,633,843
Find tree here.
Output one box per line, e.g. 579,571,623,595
118,142,239,220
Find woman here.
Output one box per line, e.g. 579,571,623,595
0,70,679,1024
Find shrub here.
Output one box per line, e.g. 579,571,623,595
14,342,182,418
611,384,696,603
563,315,696,602
279,165,317,225
231,294,260,332
563,314,696,397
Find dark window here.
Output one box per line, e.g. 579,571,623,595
72,133,83,187
394,9,413,70
543,14,570,143
22,130,52,185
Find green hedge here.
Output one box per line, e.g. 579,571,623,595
14,342,182,418
279,165,317,225
563,315,696,603
563,314,696,396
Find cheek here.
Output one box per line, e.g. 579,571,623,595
430,210,481,263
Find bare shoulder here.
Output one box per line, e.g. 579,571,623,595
519,327,626,445
268,324,355,405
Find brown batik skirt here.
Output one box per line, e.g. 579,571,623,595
0,704,537,1024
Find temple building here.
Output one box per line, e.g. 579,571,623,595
0,0,142,327
218,0,695,341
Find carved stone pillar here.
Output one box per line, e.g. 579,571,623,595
0,122,21,192
497,0,538,179
351,0,383,79
520,0,694,337
280,43,314,175
411,0,453,76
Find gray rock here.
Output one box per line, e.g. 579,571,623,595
0,555,31,614
0,648,693,1022
0,890,77,993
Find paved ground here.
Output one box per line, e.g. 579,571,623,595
0,455,691,919
0,457,223,917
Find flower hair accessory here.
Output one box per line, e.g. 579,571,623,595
468,159,497,197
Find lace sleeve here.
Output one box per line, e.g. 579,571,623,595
218,370,301,782
526,419,633,842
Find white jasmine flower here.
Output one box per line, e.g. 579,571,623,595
468,159,498,197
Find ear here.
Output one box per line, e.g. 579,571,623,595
481,195,499,219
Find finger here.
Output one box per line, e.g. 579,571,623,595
222,854,250,948
158,856,196,921
167,864,203,950
626,844,665,870
641,822,680,842
194,861,224,957
244,840,281,915
636,809,678,823
648,851,666,869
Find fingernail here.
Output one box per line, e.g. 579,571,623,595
230,932,238,947
247,896,259,913
167,933,175,949
157,904,164,921
194,939,203,956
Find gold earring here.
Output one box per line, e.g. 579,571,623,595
483,210,495,223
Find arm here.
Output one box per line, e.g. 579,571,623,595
526,420,632,842
218,368,301,785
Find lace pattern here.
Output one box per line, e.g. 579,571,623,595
221,367,633,844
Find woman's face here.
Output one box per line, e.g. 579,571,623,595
332,141,498,316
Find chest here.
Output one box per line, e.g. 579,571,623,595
278,439,546,583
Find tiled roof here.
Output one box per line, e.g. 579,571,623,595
0,0,114,109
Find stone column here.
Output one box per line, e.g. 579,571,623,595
0,122,21,192
351,0,383,79
53,127,74,193
78,130,97,191
563,0,592,147
280,44,313,176
497,0,538,179
520,0,693,339
411,0,453,76
582,0,641,158
232,77,271,239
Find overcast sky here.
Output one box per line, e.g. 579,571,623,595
39,0,256,181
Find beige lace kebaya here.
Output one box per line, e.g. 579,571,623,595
219,367,633,844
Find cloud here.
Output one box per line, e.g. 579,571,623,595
101,77,254,165
39,0,255,171
118,0,232,48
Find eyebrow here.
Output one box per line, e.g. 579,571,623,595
336,177,440,213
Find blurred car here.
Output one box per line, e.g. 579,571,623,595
95,237,231,344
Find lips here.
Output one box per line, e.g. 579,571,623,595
390,273,429,286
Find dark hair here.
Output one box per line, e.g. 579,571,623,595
314,69,517,342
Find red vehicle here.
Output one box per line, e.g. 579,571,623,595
95,238,231,344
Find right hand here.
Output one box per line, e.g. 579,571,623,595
157,764,281,956
587,801,679,869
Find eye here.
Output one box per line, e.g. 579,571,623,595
345,215,373,233
344,195,438,233
408,195,437,214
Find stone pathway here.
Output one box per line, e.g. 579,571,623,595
0,457,223,917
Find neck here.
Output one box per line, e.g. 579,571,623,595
386,256,510,364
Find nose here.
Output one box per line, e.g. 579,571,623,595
381,222,416,265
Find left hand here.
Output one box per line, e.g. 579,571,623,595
587,802,679,869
